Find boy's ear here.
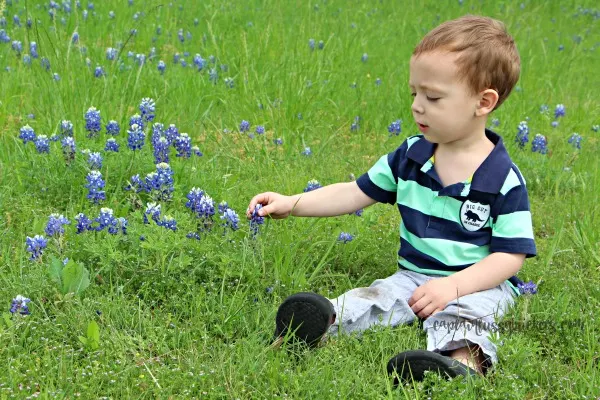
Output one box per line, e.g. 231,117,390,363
475,89,499,116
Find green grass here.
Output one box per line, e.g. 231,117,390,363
1,0,599,398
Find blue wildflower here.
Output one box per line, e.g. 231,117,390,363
61,137,76,163
239,120,250,133
354,209,364,217
159,215,177,231
139,98,155,122
135,53,145,66
554,104,565,118
174,133,192,158
34,135,50,153
351,116,360,132
10,295,31,315
94,66,105,78
29,42,38,58
217,201,229,214
85,170,106,203
517,280,538,295
164,124,179,143
53,73,60,81
144,202,162,224
0,29,10,43
515,121,529,148
568,133,582,149
192,146,203,157
129,114,144,130
19,125,36,144
105,138,119,152
49,134,60,142
87,152,103,169
12,40,22,55
125,174,146,193
318,40,324,50
301,147,312,156
274,138,283,145
85,107,101,137
539,104,549,114
220,208,240,231
249,204,265,236
158,60,166,74
592,125,599,133
152,136,170,164
558,44,564,51
106,47,118,60
45,214,70,236
388,119,402,135
186,232,200,240
361,53,368,62
61,120,74,136
531,134,548,154
26,235,47,260
193,54,206,71
23,54,31,65
224,77,234,88
337,232,354,243
72,31,79,43
109,10,115,18
106,120,120,135
309,38,315,50
94,208,119,233
491,118,500,127
148,162,174,201
177,28,184,43
127,124,145,151
255,126,265,135
304,179,322,192
13,15,20,27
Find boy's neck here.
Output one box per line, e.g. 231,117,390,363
435,122,492,156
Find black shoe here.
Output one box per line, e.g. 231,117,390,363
387,350,480,385
274,292,336,348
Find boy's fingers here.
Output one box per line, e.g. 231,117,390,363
258,204,274,217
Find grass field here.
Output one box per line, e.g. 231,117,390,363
1,0,599,398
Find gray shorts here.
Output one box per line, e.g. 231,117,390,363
327,269,516,365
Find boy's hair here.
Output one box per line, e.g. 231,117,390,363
413,15,520,110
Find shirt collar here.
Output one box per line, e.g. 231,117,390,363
406,129,512,195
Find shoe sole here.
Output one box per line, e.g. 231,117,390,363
387,350,478,384
274,292,336,348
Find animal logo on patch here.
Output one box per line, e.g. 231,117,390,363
460,200,490,231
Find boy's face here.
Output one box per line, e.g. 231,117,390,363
409,51,482,144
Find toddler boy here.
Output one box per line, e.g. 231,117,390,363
246,14,536,384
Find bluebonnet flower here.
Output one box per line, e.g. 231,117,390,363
558,44,564,51
192,146,203,157
147,162,174,201
10,295,31,315
224,77,234,88
173,53,181,64
274,138,283,145
515,121,529,148
12,40,22,55
49,134,60,142
105,138,119,152
217,201,229,214
209,55,216,64
127,51,135,59
23,54,31,65
13,15,21,27
250,205,265,236
117,217,128,234
568,133,582,149
491,118,500,127
354,209,364,217
91,208,117,233
135,53,145,66
301,147,312,156
85,170,106,203
304,179,322,192
106,120,120,135
239,120,250,133
139,98,155,122
194,18,199,26
45,214,70,236
125,174,146,193
361,53,368,62
53,73,60,81
193,54,206,71
94,66,105,77
152,136,170,164
298,113,303,120
337,232,354,243
26,235,48,260
85,107,101,137
19,125,36,144
207,68,218,83
109,10,115,18
144,202,162,224
0,29,10,43
388,119,402,135
554,104,566,118
531,134,548,154
41,57,51,70
61,136,76,163
127,124,145,151
34,135,50,153
129,114,144,130
186,232,200,240
130,28,138,36
351,116,360,131
592,125,599,133
158,60,166,74
220,208,240,231
60,120,73,137
517,280,538,295
87,152,103,169
318,40,324,50
159,216,177,231
72,31,79,43
255,125,265,135
30,42,38,58
148,47,156,60
309,38,315,50
165,124,179,143
106,47,117,60
174,133,192,158
539,104,549,114
221,64,229,72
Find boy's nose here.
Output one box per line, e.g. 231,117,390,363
411,98,424,114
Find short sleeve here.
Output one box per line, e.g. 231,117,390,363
356,141,407,205
490,177,537,257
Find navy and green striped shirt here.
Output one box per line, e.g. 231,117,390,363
356,129,536,296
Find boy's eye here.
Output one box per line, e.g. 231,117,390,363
411,93,416,97
427,96,440,101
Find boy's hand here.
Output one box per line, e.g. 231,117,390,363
408,277,460,319
246,192,294,219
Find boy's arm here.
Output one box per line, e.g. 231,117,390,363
290,182,377,217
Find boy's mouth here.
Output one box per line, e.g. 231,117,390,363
417,123,429,133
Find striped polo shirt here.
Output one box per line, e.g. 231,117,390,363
356,129,536,296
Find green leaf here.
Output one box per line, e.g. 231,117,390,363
49,256,64,287
2,312,13,328
78,336,88,346
86,320,100,350
61,261,90,295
